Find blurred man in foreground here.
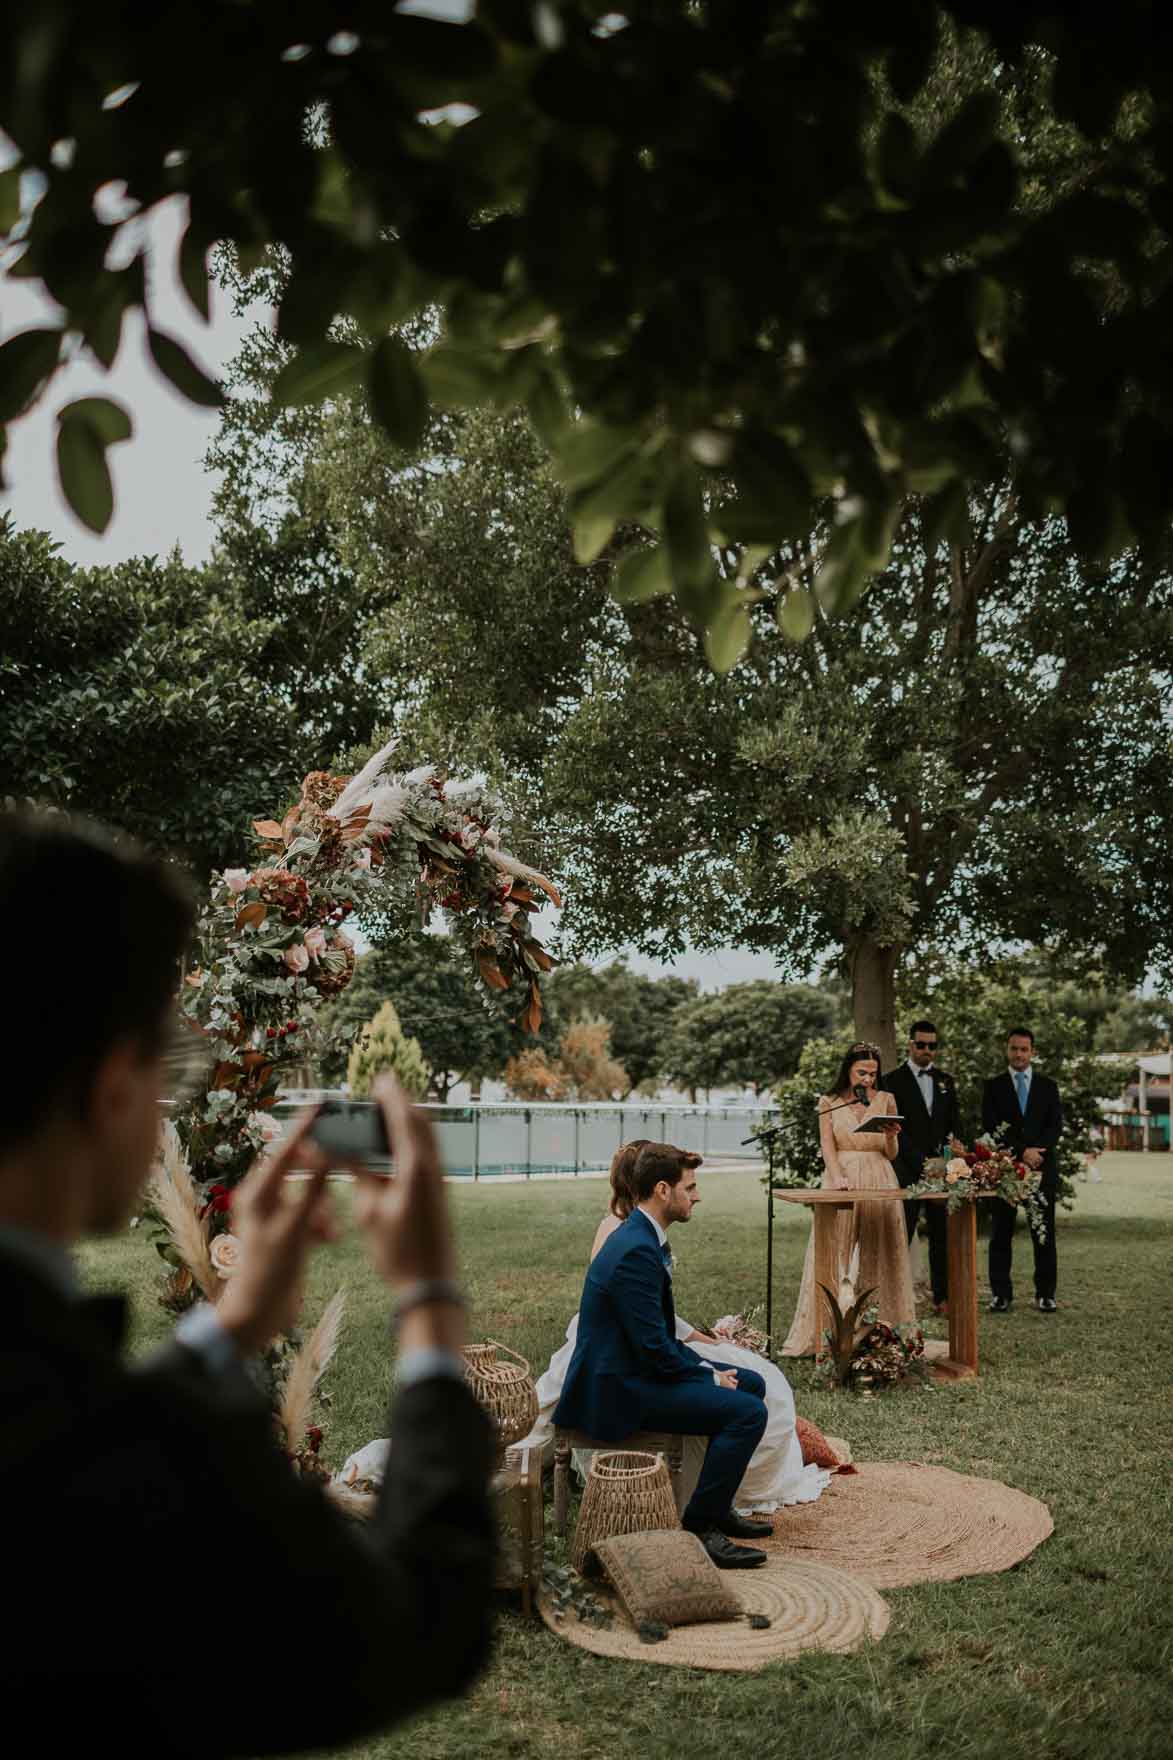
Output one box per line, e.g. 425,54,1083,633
0,810,495,1754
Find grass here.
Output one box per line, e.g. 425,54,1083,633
80,1154,1173,1760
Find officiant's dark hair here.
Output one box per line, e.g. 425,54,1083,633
0,809,195,1152
829,1040,882,1097
631,1142,701,1203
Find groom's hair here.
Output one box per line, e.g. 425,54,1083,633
631,1142,700,1202
0,809,194,1153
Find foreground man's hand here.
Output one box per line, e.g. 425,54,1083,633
216,1113,333,1356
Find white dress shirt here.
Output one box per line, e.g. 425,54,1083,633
907,1057,935,1111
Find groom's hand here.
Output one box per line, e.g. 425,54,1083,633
716,1369,738,1390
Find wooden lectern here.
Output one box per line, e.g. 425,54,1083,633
775,1188,984,1378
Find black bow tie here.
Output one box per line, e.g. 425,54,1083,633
76,1292,129,1354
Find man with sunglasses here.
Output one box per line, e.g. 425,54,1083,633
881,1020,961,1313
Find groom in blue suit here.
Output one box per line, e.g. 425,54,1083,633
554,1143,771,1567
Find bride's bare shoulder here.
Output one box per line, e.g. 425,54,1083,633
590,1212,623,1260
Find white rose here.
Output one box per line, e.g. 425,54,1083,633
303,925,326,959
209,1233,242,1280
284,943,310,974
223,868,250,894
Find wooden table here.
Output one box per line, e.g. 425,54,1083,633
775,1188,984,1378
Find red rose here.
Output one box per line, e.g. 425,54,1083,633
306,1425,323,1452
973,1143,992,1160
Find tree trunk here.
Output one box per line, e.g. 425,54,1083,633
468,1074,482,1102
851,937,901,1072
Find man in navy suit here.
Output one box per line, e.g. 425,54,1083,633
983,1028,1064,1313
554,1143,770,1568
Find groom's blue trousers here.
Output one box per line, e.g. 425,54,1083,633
635,1363,767,1530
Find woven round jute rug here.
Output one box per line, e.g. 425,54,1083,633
760,1461,1052,1588
538,1557,888,1672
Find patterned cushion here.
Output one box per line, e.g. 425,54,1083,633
593,1528,740,1628
795,1416,841,1468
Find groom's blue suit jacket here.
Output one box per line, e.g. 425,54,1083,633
553,1209,712,1439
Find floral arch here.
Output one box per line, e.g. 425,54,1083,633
173,741,559,1193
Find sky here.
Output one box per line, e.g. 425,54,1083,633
0,170,791,994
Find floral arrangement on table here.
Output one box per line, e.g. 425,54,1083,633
170,740,559,1204
710,1307,770,1356
904,1133,1047,1240
816,1246,928,1392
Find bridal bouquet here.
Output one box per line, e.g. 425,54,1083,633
908,1134,1047,1239
710,1307,770,1356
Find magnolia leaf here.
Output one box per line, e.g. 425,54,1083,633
235,902,267,930
273,340,363,407
177,221,212,321
664,462,713,593
252,818,285,838
552,421,639,491
0,165,20,234
527,370,569,447
777,585,814,642
613,546,671,605
367,333,428,449
422,345,501,407
0,327,62,422
56,415,115,532
148,328,224,407
704,594,752,674
63,396,132,446
477,953,510,990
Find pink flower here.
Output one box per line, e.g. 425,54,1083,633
303,926,326,960
283,943,310,974
500,901,519,921
223,868,250,894
352,846,372,871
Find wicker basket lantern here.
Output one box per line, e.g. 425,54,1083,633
461,1341,538,1457
572,1449,681,1574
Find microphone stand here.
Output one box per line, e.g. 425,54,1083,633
746,1092,874,1359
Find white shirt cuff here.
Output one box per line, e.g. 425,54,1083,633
174,1303,242,1376
398,1347,466,1390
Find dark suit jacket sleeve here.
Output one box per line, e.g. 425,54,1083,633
606,1245,711,1384
16,1344,497,1757
981,1078,1006,1140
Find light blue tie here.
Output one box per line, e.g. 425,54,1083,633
1015,1071,1029,1113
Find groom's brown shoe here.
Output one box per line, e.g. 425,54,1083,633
717,1512,774,1540
693,1528,767,1568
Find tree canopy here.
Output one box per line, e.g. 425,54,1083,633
544,959,697,1094
661,981,844,1099
4,5,1173,654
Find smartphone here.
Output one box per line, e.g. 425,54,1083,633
307,1099,393,1171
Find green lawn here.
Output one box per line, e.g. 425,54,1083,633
81,1153,1173,1760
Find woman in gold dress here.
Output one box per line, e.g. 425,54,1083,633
781,1042,915,1356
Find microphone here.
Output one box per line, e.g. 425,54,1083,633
852,1082,869,1104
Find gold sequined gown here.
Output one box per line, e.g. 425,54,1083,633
781,1093,916,1357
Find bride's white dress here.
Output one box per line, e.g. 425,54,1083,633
522,1311,831,1514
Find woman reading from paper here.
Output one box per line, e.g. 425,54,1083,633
781,1042,914,1357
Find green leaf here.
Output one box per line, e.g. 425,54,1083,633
777,585,815,642
0,327,62,422
921,480,969,553
148,329,224,407
728,431,813,541
421,345,502,407
569,450,652,563
612,546,671,605
0,166,21,234
272,340,363,408
367,335,428,450
663,462,713,593
704,592,752,673
177,222,211,322
527,371,569,448
60,397,132,446
813,523,868,614
552,421,640,491
56,415,115,533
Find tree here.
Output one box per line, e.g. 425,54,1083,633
502,1015,627,1102
544,960,697,1095
346,1000,430,1100
316,937,519,1100
5,8,1173,648
0,515,399,885
661,982,842,1100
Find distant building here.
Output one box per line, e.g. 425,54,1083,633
1100,1053,1171,1151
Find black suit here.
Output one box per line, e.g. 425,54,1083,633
881,1063,961,1303
982,1069,1063,1301
3,1250,497,1754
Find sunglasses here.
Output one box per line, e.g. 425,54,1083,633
912,1040,938,1050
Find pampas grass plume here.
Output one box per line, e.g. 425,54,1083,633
279,1288,347,1453
149,1122,218,1303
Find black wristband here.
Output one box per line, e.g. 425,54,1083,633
392,1278,466,1327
